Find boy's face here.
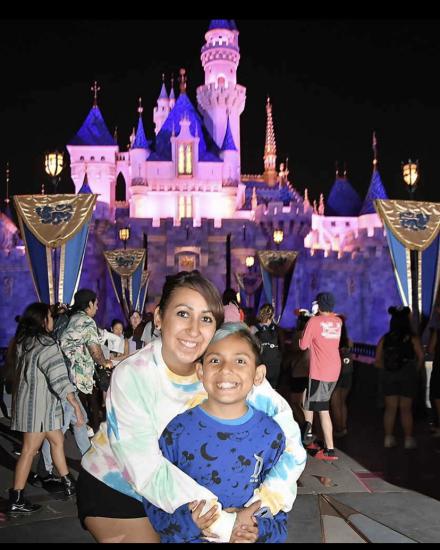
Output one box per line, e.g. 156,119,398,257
196,333,266,415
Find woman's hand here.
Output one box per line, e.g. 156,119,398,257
227,500,261,543
188,500,219,538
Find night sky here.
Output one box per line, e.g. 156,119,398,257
1,18,440,210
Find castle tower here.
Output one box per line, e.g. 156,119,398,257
153,75,170,135
197,19,246,177
220,114,240,183
263,97,277,186
130,97,149,183
66,81,118,216
169,75,176,109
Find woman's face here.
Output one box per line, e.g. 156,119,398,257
154,287,217,376
130,312,141,328
45,310,54,333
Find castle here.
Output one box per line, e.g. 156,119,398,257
0,20,400,346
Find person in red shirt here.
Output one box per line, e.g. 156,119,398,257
299,292,342,461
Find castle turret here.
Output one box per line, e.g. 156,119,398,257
263,97,277,186
153,75,170,135
359,131,388,215
66,81,118,216
130,98,150,183
220,114,239,183
197,19,246,177
169,75,176,109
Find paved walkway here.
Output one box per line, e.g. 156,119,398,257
1,361,439,543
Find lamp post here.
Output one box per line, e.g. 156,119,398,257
43,151,64,303
272,229,284,317
402,159,419,199
119,227,130,250
402,159,420,331
44,151,64,193
245,255,255,272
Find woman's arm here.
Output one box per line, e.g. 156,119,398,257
106,360,237,542
412,336,425,369
245,380,307,514
375,337,384,369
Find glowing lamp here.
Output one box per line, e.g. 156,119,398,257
273,229,284,246
245,256,255,269
45,151,64,178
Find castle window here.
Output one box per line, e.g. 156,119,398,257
331,221,336,227
101,156,105,161
178,144,193,176
345,222,350,227
90,156,95,161
178,195,193,219
80,156,84,161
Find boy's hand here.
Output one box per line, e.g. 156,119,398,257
230,523,259,543
188,500,219,537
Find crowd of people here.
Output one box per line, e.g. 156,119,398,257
1,270,437,543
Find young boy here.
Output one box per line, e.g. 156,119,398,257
143,322,290,543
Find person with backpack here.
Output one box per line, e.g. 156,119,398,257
375,306,424,449
251,304,283,389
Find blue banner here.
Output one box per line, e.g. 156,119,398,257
22,224,50,303
61,223,90,305
421,234,440,320
385,229,410,307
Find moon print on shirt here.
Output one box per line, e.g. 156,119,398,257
200,442,219,461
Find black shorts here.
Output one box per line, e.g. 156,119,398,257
76,467,146,529
304,378,337,411
290,376,308,394
336,371,353,390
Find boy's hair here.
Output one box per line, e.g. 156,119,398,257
207,322,262,364
71,288,97,313
158,270,224,329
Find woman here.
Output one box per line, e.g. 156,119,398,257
289,310,311,425
222,288,243,323
251,303,283,389
9,302,84,514
76,270,306,543
375,306,424,449
125,310,146,352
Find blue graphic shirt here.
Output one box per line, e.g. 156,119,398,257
144,404,287,543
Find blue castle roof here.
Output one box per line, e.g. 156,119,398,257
78,172,93,194
132,117,149,150
326,176,363,217
148,93,222,163
221,117,237,152
241,180,301,210
159,82,168,100
69,106,116,146
208,20,235,31
359,168,388,215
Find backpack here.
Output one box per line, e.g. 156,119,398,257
383,331,415,372
255,323,282,369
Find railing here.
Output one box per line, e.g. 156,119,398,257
351,342,377,363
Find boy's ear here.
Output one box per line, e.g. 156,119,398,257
253,364,266,386
195,361,204,381
153,307,161,330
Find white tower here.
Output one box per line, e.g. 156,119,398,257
197,20,246,177
153,74,170,135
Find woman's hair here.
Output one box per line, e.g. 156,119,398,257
209,322,262,364
71,289,97,313
388,306,413,335
296,313,310,332
257,303,274,324
158,270,224,329
13,302,54,397
222,288,239,307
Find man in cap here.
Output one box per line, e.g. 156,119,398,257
299,292,342,460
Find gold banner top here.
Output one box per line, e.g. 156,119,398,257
104,248,146,277
257,250,298,277
13,194,98,249
374,199,440,251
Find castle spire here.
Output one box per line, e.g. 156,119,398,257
5,161,10,207
132,97,149,150
372,130,378,170
169,74,176,109
318,193,325,215
263,96,277,186
178,68,187,95
91,80,100,108
159,73,168,100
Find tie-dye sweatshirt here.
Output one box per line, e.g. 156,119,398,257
81,338,307,543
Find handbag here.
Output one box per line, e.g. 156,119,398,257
340,348,353,375
94,364,112,392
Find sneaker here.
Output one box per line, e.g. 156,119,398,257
8,489,41,515
404,436,417,450
305,441,322,451
315,449,338,461
384,435,397,448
